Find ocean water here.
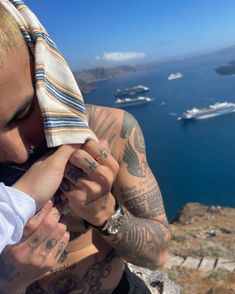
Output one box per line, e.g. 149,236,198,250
85,52,235,221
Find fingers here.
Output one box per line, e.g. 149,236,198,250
37,144,81,175
60,140,119,225
49,231,70,263
25,206,62,249
44,224,70,263
48,144,80,165
4,205,69,285
66,140,119,188
60,176,104,206
23,201,54,239
64,161,113,197
21,206,70,270
70,140,119,173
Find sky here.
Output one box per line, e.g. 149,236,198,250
25,0,235,69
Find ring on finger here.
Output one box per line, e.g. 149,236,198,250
95,148,107,163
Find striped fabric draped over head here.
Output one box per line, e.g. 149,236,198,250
0,0,97,147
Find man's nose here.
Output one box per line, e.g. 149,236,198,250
6,143,29,163
2,131,30,164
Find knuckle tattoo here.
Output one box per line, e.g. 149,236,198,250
55,241,66,260
67,166,84,183
84,157,97,171
30,235,40,247
46,239,58,250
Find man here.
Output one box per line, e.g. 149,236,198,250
0,1,170,293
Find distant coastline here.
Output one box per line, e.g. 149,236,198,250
73,63,158,94
72,45,235,94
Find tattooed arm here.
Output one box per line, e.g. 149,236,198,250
86,105,170,270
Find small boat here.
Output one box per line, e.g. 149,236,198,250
115,85,149,97
114,96,154,107
168,72,183,80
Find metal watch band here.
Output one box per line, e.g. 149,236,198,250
83,200,125,235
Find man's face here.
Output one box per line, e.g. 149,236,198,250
0,45,45,164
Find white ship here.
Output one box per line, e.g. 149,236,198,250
115,85,149,97
178,102,235,120
168,72,183,80
114,96,154,107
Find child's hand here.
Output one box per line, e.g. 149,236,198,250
13,145,79,210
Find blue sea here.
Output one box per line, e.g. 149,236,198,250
85,52,235,221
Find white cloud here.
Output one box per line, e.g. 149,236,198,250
95,51,146,62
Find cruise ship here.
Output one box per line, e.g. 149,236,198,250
115,85,149,97
114,96,154,107
178,102,235,120
168,72,183,80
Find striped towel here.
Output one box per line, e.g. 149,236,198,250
0,0,97,147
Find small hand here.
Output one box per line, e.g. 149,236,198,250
61,140,119,226
13,145,79,210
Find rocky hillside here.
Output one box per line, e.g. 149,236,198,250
73,63,158,94
164,203,235,294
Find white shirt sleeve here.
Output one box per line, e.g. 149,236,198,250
0,183,36,253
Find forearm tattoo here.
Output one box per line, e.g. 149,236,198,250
123,186,165,218
107,207,169,269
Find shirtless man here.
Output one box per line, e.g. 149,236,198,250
0,4,170,294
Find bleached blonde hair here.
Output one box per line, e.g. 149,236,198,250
0,5,26,64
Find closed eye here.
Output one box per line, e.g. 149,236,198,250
5,95,35,128
15,102,34,121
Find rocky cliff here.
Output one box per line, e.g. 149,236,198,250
164,203,235,294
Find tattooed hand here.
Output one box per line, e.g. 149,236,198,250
61,139,119,226
0,202,69,293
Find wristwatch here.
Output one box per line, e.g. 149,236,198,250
83,201,127,235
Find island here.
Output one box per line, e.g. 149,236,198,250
215,60,235,75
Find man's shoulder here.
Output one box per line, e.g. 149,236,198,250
85,104,124,125
85,104,137,161
85,104,138,136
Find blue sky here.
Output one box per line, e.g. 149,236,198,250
25,0,235,69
